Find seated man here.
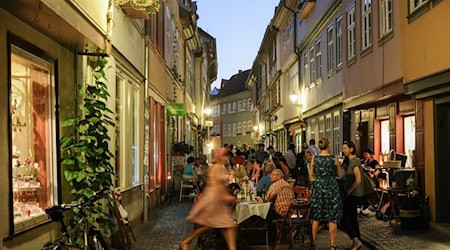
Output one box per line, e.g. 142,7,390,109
264,169,294,242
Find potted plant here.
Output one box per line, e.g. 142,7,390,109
172,141,194,155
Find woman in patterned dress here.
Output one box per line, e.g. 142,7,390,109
310,138,343,250
180,148,238,250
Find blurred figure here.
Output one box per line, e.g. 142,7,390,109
363,148,381,178
305,149,316,188
310,138,343,249
181,148,238,250
248,148,256,160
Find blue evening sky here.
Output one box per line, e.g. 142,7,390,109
196,0,280,90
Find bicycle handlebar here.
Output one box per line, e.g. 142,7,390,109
45,186,110,222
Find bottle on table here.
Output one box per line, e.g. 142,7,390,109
261,184,267,201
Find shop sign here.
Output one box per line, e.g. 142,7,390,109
167,103,187,116
205,120,213,127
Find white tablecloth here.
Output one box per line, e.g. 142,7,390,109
235,202,271,224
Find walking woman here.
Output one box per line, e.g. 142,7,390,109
342,140,363,250
310,138,343,250
180,148,238,250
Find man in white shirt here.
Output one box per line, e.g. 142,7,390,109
308,139,320,155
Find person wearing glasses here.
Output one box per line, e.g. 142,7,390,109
342,140,364,250
264,169,294,243
310,138,343,250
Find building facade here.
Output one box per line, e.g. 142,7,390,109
298,0,344,156
401,0,450,225
0,0,216,248
210,70,253,149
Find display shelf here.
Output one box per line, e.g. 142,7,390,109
13,186,41,192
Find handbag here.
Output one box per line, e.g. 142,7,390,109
362,170,376,196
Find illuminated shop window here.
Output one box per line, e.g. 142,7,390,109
381,120,390,154
404,116,416,168
10,45,57,232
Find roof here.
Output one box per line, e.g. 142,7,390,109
210,70,251,99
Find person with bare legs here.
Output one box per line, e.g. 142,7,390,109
309,138,343,250
180,148,238,250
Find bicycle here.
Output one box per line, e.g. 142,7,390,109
42,186,110,250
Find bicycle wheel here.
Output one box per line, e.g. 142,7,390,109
88,230,109,250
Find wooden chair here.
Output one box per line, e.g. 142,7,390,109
273,202,312,249
179,174,196,202
112,188,136,249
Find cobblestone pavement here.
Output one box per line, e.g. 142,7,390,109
133,199,450,250
359,216,450,250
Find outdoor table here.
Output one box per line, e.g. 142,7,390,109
235,201,271,224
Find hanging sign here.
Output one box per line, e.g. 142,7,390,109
167,103,187,116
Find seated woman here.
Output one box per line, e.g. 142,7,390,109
183,156,197,184
251,160,263,183
256,161,275,195
363,149,382,178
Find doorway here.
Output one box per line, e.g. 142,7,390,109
435,100,450,224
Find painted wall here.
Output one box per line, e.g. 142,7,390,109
401,1,450,83
424,100,436,222
70,0,109,33
112,7,145,74
342,0,402,99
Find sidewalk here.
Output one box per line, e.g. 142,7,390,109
133,199,450,250
133,199,363,250
359,215,450,250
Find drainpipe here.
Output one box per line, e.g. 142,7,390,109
143,19,151,222
283,0,302,144
184,32,195,143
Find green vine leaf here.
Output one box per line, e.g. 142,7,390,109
64,170,78,182
60,57,115,248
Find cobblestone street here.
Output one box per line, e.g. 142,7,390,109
134,199,450,250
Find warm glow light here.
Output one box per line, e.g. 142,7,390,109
253,125,259,131
207,142,212,148
290,93,299,103
167,171,172,180
203,108,212,115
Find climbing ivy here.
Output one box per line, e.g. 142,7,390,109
60,57,115,246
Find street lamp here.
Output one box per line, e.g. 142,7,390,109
203,108,212,115
290,93,300,104
253,125,259,132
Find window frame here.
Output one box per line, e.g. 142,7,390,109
327,24,335,74
409,0,429,13
347,4,356,61
380,0,393,37
361,0,373,51
8,37,60,235
336,15,343,68
315,39,322,82
309,46,316,85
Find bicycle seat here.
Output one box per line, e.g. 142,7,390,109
45,205,65,222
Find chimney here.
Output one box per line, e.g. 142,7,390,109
238,70,242,74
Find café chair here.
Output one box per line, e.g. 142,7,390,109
273,202,312,249
179,174,196,202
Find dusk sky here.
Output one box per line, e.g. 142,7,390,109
196,0,280,90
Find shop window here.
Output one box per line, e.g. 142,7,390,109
381,120,390,154
404,116,415,168
10,45,57,232
333,112,340,155
319,116,325,139
131,86,140,184
115,77,123,187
